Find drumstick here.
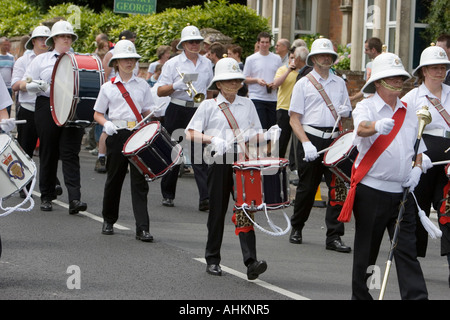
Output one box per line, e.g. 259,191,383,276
445,146,450,153
431,160,450,166
25,77,40,84
0,119,27,125
116,103,165,131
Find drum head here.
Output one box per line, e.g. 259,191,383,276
324,132,354,165
123,122,159,154
0,134,10,154
51,54,75,126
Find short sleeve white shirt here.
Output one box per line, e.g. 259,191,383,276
352,93,426,192
12,50,38,108
24,50,60,98
93,74,154,121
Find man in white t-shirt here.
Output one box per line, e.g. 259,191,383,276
243,32,282,129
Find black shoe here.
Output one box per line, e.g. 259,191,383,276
247,260,267,280
326,239,351,253
102,221,114,235
162,198,174,207
136,230,154,242
199,199,209,211
289,229,302,244
206,264,222,276
69,200,87,215
55,184,63,196
40,200,52,211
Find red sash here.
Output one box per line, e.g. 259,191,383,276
338,104,407,222
111,77,143,122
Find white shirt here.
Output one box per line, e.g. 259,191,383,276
93,74,154,121
243,52,282,101
158,51,213,101
186,93,262,142
0,75,12,109
24,50,60,97
289,69,350,127
401,83,450,131
12,50,38,110
352,93,426,192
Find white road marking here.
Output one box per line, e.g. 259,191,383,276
32,191,130,230
194,258,310,300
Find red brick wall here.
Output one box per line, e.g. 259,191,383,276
329,0,343,44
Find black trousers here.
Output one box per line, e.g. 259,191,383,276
205,162,257,266
276,109,292,158
252,99,276,130
160,102,208,201
102,130,150,233
414,134,450,257
291,130,345,244
352,184,428,300
35,97,84,202
16,106,38,159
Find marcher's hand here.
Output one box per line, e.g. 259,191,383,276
375,118,395,135
264,124,282,141
173,78,187,91
402,166,422,192
421,154,433,174
337,104,352,118
26,80,49,93
103,121,118,136
211,136,228,156
302,141,319,162
0,118,16,133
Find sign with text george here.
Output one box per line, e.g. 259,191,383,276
114,0,156,15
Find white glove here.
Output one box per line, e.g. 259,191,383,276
26,80,49,93
211,136,228,156
103,121,118,136
375,118,395,135
302,141,319,162
402,166,422,192
264,124,282,141
337,104,352,118
173,78,188,91
421,153,433,174
0,118,16,133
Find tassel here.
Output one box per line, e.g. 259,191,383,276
412,192,442,239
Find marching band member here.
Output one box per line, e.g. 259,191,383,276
93,40,156,242
401,44,450,284
185,57,280,279
157,24,213,211
22,20,87,214
288,37,352,252
12,25,51,197
338,52,428,300
0,74,14,129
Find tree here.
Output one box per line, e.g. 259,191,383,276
423,0,450,41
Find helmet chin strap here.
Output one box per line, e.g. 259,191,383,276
184,47,200,54
380,79,403,92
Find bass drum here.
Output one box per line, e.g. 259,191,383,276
50,52,104,127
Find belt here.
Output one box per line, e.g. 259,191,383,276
423,128,450,139
303,125,340,139
171,98,201,108
111,119,137,129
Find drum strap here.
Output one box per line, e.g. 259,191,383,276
306,73,342,131
338,104,407,222
426,95,450,127
112,77,143,122
217,101,249,161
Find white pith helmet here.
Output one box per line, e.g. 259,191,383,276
45,20,78,47
362,52,411,94
177,25,204,50
412,44,450,77
108,39,141,67
25,25,51,50
208,57,245,90
306,37,338,67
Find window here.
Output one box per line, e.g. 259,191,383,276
410,0,431,70
293,0,317,37
385,0,397,53
272,0,280,44
362,0,379,69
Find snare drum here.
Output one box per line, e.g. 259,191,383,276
233,158,290,211
123,122,183,181
0,134,36,199
50,52,104,127
323,131,358,183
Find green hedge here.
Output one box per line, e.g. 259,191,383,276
0,0,270,62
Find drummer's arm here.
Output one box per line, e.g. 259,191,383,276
103,51,113,80
186,129,212,145
0,108,9,120
93,111,108,126
289,111,310,143
356,120,377,137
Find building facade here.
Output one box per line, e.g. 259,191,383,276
247,0,432,72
